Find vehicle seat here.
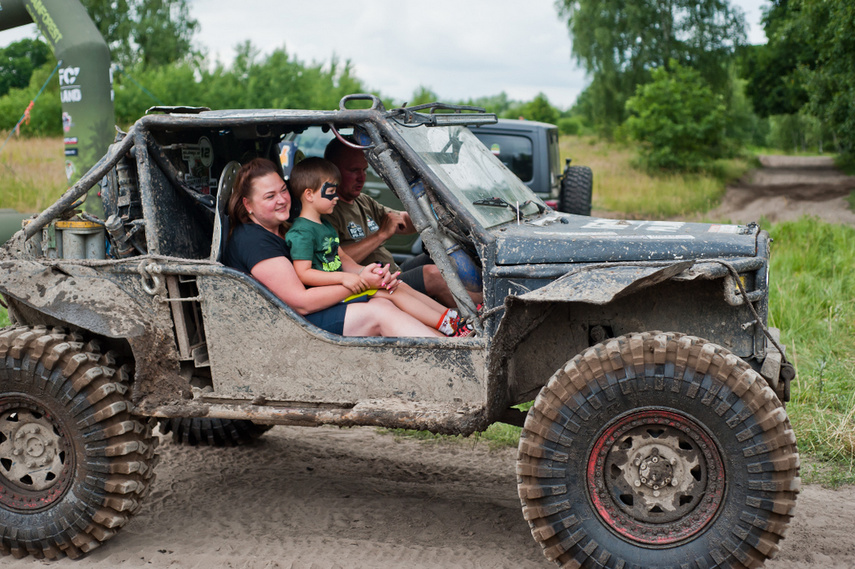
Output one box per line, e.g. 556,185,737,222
210,161,241,262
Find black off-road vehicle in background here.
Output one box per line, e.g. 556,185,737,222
0,95,798,568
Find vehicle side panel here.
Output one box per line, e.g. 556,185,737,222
196,272,488,406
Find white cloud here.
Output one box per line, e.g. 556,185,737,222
2,0,770,109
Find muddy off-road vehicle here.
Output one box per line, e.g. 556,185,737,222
0,95,799,567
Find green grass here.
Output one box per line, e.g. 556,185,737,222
766,218,855,485
559,135,752,219
0,135,67,212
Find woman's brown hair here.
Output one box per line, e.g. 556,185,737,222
227,158,285,236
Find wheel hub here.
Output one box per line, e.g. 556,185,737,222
0,399,74,511
635,447,674,491
586,409,725,545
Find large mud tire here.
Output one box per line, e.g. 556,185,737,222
559,165,592,216
518,332,799,569
0,326,157,560
158,417,272,446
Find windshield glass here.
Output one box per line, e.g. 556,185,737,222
391,123,543,228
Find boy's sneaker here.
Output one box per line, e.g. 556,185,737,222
453,323,475,337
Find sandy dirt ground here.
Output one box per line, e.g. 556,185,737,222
7,156,855,569
6,426,855,569
704,155,855,226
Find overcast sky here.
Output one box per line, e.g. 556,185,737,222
1,0,769,110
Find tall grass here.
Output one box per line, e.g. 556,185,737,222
767,218,855,484
0,134,67,212
560,135,751,219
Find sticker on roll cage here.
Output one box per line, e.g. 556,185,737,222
182,136,216,194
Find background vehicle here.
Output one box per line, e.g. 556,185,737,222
0,95,797,568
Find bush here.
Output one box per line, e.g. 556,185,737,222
624,61,727,172
557,117,582,135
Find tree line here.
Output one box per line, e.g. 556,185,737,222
1,0,852,171
558,0,855,170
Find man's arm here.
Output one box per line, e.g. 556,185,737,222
338,212,400,263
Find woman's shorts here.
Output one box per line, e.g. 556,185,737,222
304,294,370,335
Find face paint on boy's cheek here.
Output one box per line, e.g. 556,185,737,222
320,182,338,200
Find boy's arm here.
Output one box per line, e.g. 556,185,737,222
338,248,364,274
292,260,366,294
339,249,389,291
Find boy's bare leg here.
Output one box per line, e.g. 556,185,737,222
372,287,446,331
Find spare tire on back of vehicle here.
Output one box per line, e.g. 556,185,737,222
559,165,593,216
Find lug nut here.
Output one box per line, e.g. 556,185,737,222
671,479,679,486
634,480,641,487
652,457,658,463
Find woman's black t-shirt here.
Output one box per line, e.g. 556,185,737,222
224,222,291,274
223,221,361,335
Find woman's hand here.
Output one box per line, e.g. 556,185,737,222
359,263,386,289
370,263,400,293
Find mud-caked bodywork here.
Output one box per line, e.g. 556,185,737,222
0,95,798,568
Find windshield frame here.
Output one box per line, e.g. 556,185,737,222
386,121,546,230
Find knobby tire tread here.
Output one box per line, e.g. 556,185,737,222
559,166,593,216
517,331,800,569
0,325,157,560
158,416,271,447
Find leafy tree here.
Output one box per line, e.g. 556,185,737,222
557,0,746,135
0,62,62,136
81,0,198,67
792,0,855,162
522,93,559,124
407,86,439,107
624,61,727,171
111,43,368,125
740,0,812,118
0,39,52,98
557,116,583,135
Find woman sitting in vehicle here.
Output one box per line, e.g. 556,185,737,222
224,158,443,337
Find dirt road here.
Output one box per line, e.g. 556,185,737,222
706,155,855,226
6,426,854,569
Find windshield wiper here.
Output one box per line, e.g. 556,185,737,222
473,197,546,217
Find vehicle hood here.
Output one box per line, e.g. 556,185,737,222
492,214,758,265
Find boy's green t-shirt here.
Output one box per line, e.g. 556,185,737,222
285,217,342,272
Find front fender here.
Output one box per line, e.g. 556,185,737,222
0,260,147,338
517,260,694,305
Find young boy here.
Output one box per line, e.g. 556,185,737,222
285,157,471,337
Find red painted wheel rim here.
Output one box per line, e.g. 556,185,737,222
586,408,725,545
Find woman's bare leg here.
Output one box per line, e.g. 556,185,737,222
342,298,443,338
